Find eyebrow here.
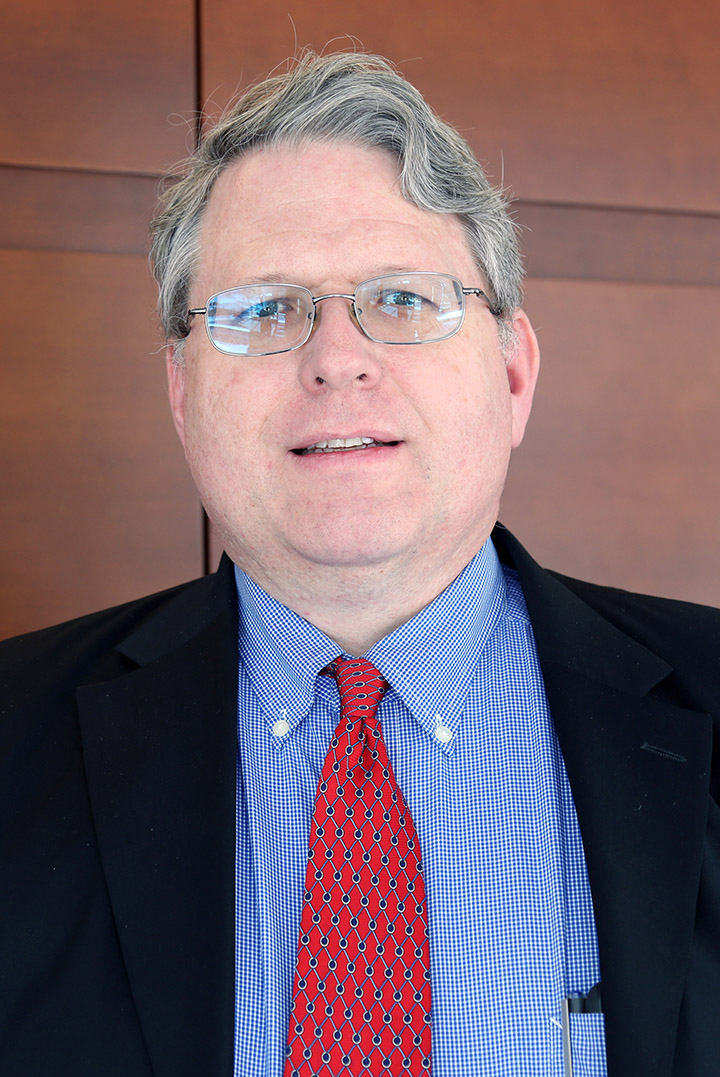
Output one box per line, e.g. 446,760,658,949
242,273,295,284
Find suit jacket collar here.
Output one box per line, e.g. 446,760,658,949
493,524,713,1077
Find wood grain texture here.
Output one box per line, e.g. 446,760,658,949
3,165,718,289
200,0,720,212
0,0,196,173
0,166,159,255
501,277,720,605
515,201,720,288
0,250,202,639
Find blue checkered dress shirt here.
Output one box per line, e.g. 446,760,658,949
233,538,607,1076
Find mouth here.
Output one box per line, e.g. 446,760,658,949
292,436,400,456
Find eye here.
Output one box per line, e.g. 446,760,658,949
377,289,430,312
235,297,295,323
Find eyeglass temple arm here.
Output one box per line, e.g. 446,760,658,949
179,308,206,339
462,288,503,318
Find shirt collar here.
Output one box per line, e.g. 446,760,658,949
235,538,506,738
235,569,339,731
364,540,506,735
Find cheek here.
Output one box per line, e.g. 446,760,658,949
181,365,284,492
427,353,511,442
183,378,222,454
181,372,238,474
432,364,513,491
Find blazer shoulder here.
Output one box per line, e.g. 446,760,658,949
550,570,720,652
0,560,236,701
1,577,194,668
495,522,720,647
493,523,720,709
546,571,720,722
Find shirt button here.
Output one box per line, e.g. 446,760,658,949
272,719,290,737
434,724,453,744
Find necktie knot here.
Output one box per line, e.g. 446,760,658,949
328,657,388,721
323,658,388,778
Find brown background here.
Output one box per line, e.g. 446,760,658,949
2,0,719,639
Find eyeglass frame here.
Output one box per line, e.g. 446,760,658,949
183,272,503,357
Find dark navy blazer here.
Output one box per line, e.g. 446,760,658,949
1,526,718,1076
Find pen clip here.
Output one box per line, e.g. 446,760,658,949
561,997,574,1077
562,982,602,1075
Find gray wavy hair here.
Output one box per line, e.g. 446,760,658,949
150,51,524,358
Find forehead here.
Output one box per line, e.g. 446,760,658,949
192,141,477,292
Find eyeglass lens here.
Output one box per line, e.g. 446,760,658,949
207,285,310,356
205,273,466,356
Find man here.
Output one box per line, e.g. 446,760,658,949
1,51,718,1077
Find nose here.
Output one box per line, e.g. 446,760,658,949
297,296,383,392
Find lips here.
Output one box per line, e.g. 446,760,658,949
293,436,399,456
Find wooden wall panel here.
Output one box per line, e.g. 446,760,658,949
0,0,196,173
0,250,201,639
501,278,720,606
516,202,720,289
200,0,720,212
0,0,202,640
0,167,157,255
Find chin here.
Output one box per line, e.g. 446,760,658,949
285,517,412,568
295,539,405,570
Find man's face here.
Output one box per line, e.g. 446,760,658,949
168,142,538,595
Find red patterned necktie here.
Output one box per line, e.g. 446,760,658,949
285,657,432,1076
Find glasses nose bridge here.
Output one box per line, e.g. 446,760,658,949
309,290,362,335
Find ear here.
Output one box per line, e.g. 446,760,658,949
505,309,540,449
166,345,187,449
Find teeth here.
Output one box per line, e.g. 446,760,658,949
319,437,375,448
303,436,380,454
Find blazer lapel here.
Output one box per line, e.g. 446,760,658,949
77,558,239,1077
495,526,714,1077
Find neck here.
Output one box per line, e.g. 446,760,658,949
232,538,490,655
